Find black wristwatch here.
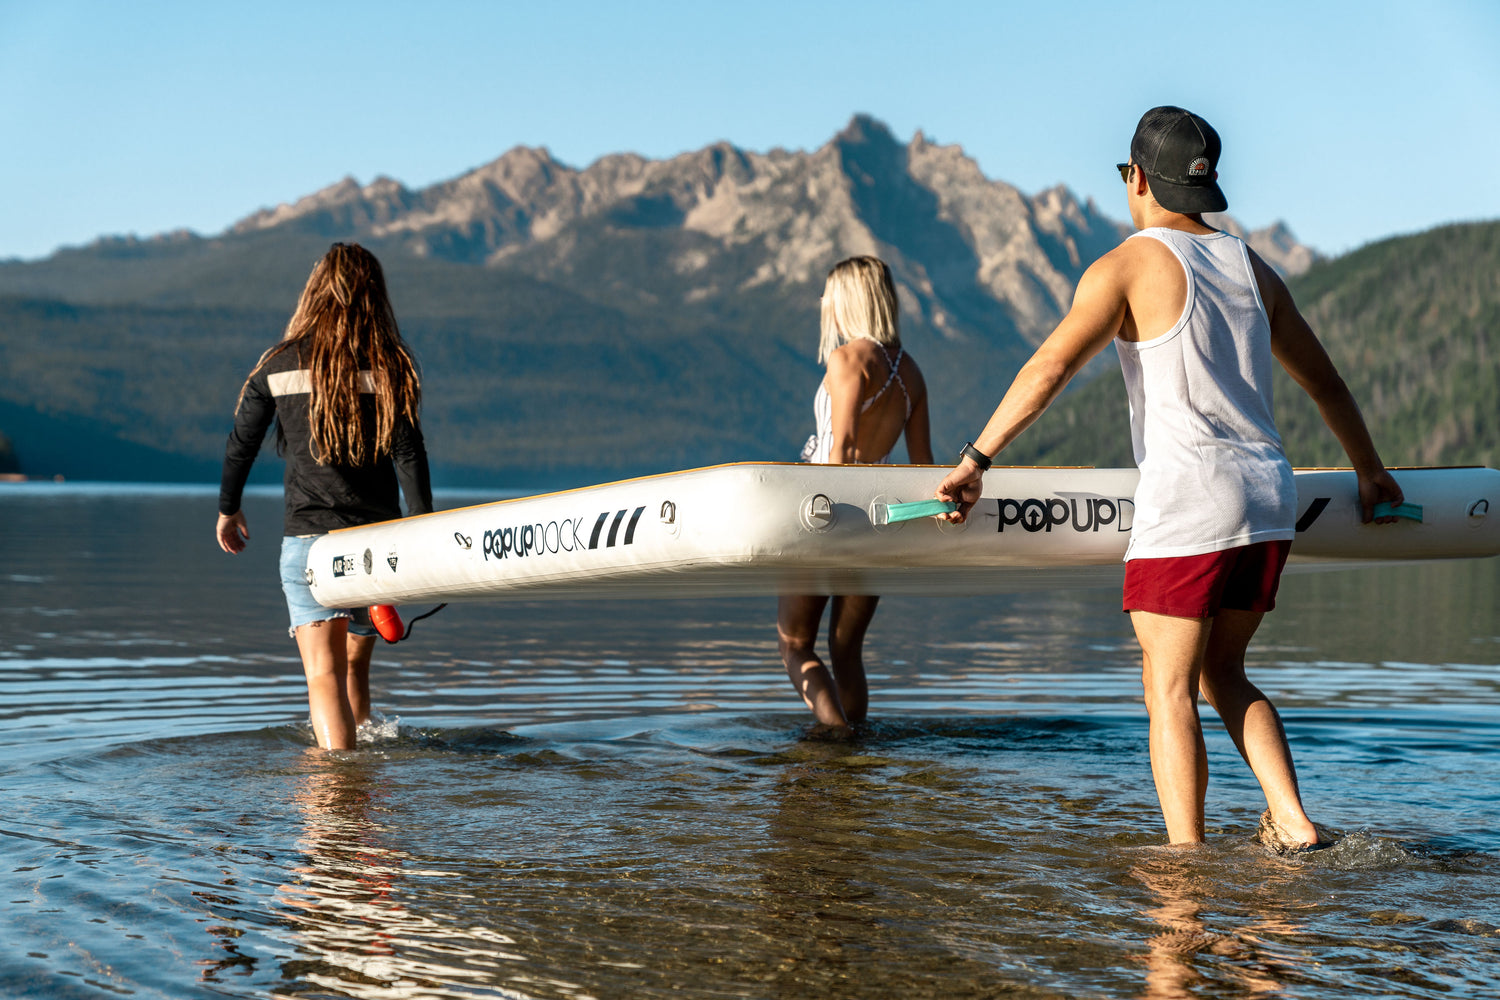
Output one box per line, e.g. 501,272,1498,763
959,442,992,471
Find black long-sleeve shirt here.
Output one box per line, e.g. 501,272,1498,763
219,345,433,535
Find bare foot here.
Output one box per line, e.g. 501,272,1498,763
1256,809,1332,853
804,721,856,741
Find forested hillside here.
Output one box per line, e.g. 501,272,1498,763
0,269,831,485
1,220,1493,483
1001,221,1500,470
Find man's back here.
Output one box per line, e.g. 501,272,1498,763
1115,227,1296,560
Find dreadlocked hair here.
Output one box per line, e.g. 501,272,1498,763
245,243,420,466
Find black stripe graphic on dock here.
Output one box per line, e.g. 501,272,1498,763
623,506,646,545
606,509,628,547
1295,497,1330,532
588,512,609,549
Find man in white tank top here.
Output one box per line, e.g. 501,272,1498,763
935,107,1406,851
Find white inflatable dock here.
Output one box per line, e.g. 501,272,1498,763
306,463,1500,606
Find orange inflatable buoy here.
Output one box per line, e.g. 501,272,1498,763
369,605,404,643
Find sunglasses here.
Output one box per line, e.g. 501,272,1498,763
1116,163,1134,182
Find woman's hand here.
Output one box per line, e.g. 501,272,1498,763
217,511,249,554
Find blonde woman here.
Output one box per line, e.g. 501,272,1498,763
781,256,933,732
216,243,431,750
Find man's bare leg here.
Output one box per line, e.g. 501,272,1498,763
827,594,878,725
1199,609,1320,847
346,633,376,727
294,619,356,750
1131,611,1213,843
777,594,849,729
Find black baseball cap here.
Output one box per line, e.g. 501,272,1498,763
1128,106,1228,214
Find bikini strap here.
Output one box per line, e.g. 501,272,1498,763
865,344,911,418
886,345,911,418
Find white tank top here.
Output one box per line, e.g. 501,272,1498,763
1116,228,1296,560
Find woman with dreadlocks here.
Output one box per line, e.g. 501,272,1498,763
216,243,432,749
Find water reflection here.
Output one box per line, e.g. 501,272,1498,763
1131,854,1302,998
273,759,402,992
261,756,553,999
241,759,458,997
760,741,884,998
756,736,1042,998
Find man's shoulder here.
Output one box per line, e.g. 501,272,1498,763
1082,232,1189,336
1104,231,1179,263
1240,243,1291,318
1084,233,1177,287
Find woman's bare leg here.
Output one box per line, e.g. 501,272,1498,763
827,594,879,725
346,633,376,726
294,618,356,750
777,595,849,728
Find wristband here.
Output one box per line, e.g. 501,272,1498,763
959,442,992,472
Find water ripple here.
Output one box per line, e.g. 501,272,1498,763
3,491,1499,998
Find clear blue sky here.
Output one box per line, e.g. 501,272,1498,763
3,0,1497,261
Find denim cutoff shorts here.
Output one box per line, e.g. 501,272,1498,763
279,535,377,639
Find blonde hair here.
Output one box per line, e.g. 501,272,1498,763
818,256,900,363
242,243,421,466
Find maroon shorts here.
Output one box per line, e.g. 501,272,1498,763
1122,540,1293,618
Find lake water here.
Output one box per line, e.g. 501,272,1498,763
2,485,1499,999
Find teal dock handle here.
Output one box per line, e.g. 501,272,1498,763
876,500,958,525
1373,501,1423,522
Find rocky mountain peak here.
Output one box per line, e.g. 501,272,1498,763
231,175,414,236
208,116,1315,325
835,112,894,142
465,145,570,202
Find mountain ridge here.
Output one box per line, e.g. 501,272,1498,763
26,116,1313,316
0,115,1366,486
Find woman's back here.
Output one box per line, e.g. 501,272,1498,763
223,343,431,534
220,242,432,536
814,339,930,464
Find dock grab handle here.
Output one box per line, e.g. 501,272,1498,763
873,500,958,526
1373,501,1423,522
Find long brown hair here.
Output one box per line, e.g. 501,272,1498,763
245,243,421,466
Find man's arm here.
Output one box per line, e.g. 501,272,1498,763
935,249,1131,519
1250,251,1404,522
